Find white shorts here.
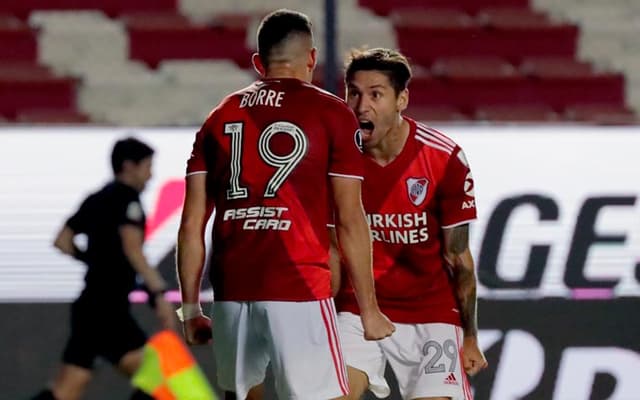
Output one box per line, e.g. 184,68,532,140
211,299,349,400
338,312,473,400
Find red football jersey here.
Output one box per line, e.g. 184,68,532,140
187,78,363,302
336,117,477,324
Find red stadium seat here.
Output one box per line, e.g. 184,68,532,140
373,0,627,121
124,12,252,68
406,105,469,122
520,57,595,78
477,8,551,28
0,62,52,80
360,0,529,15
534,74,626,108
396,20,578,66
0,15,37,61
431,57,516,78
0,0,177,19
410,70,624,112
211,12,259,29
391,9,473,29
16,108,90,124
474,104,558,121
0,64,77,119
564,104,637,125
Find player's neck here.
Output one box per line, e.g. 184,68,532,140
368,116,410,167
263,67,311,82
115,175,141,193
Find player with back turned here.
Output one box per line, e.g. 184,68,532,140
175,9,394,400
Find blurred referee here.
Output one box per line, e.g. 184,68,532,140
31,137,175,400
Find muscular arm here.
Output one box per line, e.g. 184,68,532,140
443,224,478,337
331,177,394,339
331,176,377,313
176,174,213,304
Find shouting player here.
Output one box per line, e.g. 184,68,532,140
175,10,394,400
333,48,488,400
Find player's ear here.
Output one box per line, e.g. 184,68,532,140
120,159,134,174
397,88,409,112
308,47,317,71
252,53,266,77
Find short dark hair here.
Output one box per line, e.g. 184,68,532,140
111,137,154,174
345,48,412,95
257,9,313,67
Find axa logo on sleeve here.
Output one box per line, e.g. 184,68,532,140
464,172,475,197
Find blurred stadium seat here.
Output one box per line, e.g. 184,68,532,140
474,104,558,122
124,12,252,68
0,14,37,61
406,105,469,122
360,0,530,15
431,57,517,78
564,103,637,125
0,0,636,124
0,0,177,19
0,62,77,120
16,108,89,124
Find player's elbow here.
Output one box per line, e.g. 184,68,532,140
52,238,66,253
334,205,367,231
53,227,74,255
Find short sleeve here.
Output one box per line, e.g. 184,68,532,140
327,104,364,180
66,198,91,233
119,199,146,229
438,147,477,228
186,125,209,176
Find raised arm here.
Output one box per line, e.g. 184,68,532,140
331,175,394,340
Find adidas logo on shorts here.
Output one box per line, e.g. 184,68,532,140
444,372,458,385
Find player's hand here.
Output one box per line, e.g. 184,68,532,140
462,336,488,376
155,297,178,331
360,309,395,340
182,315,212,345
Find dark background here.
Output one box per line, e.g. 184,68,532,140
4,299,639,400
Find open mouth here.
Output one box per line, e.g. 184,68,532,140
359,120,374,141
359,120,374,131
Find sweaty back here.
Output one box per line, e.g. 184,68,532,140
187,78,363,301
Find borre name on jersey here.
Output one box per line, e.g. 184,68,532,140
239,89,285,108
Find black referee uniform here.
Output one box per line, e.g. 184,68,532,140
62,180,148,369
